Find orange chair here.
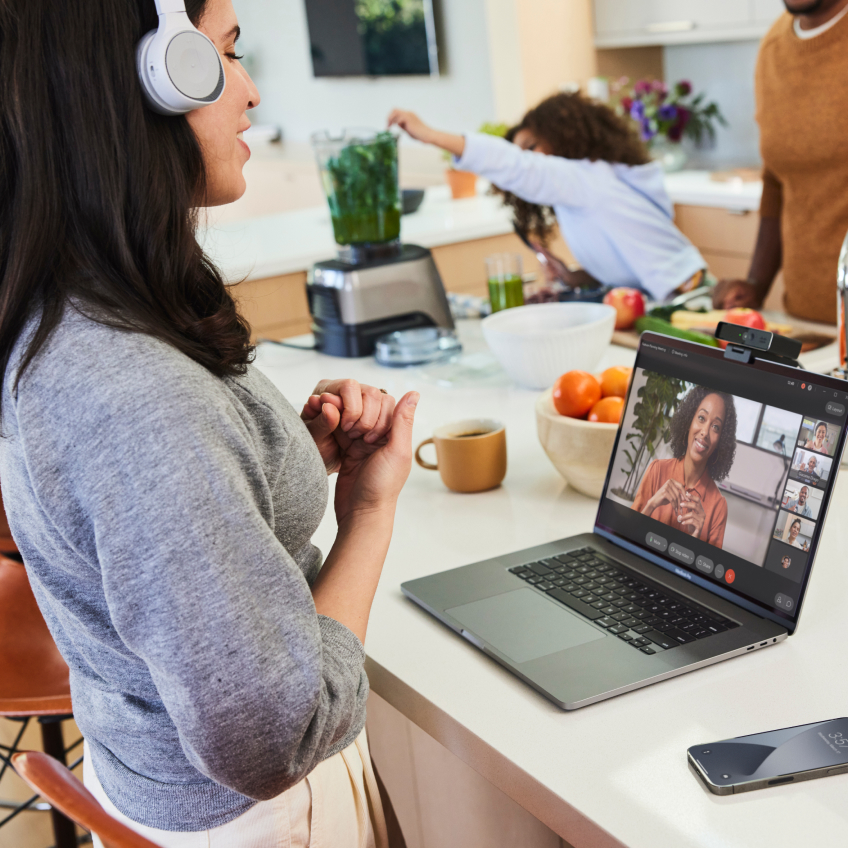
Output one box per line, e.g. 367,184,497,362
13,751,158,849
0,554,79,846
0,484,18,555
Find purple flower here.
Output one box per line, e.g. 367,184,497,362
675,80,693,97
657,104,677,122
630,100,646,120
640,119,656,142
667,106,691,142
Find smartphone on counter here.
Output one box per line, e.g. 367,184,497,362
688,717,848,795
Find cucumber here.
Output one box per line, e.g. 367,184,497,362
634,316,719,347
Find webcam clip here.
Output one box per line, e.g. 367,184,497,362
715,321,801,368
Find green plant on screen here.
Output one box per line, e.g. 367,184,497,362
611,373,688,501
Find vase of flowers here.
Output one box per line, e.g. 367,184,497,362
611,78,727,172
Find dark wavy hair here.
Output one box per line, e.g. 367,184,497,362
0,0,253,409
668,386,737,483
496,92,650,245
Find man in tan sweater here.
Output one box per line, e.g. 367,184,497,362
713,0,848,324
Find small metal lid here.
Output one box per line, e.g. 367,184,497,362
374,327,461,368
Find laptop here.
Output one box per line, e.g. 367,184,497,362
402,332,848,709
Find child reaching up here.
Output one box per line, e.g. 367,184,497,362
388,93,706,301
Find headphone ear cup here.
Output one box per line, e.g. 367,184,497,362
136,20,225,115
137,29,172,114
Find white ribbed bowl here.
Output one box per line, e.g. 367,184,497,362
482,303,616,390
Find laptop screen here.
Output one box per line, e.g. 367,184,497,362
596,332,848,626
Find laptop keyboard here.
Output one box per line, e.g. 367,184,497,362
509,546,738,654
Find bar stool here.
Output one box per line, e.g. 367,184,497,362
13,751,158,849
0,554,80,847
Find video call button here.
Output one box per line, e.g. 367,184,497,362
715,564,725,579
775,593,794,611
826,401,845,416
668,542,694,565
646,532,668,552
725,569,736,584
695,555,714,574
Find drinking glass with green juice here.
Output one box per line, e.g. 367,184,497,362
486,253,524,313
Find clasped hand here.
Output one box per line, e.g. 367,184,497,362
301,379,419,524
647,479,706,538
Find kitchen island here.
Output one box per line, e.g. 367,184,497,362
201,160,767,342
254,321,847,847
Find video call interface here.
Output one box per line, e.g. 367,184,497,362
597,339,848,618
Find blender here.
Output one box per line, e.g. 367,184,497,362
307,128,454,358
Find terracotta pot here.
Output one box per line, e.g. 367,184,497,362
445,168,477,199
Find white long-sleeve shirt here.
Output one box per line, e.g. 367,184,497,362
455,133,706,300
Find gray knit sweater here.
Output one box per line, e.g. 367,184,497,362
0,309,368,831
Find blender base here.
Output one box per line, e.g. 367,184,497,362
312,312,439,359
307,243,455,358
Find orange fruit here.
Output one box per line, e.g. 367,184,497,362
599,366,632,399
588,396,624,424
552,371,602,418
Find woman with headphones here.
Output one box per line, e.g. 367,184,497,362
0,0,416,845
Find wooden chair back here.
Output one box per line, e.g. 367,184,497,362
12,751,159,848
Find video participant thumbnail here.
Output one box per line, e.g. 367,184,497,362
764,541,807,583
772,511,815,551
797,417,840,457
790,448,833,486
606,369,800,567
780,480,823,520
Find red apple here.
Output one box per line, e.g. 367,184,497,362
725,308,766,330
603,287,646,330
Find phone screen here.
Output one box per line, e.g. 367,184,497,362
689,717,848,792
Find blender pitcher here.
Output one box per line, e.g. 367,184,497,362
311,129,402,247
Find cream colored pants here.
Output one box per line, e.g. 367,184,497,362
83,731,388,848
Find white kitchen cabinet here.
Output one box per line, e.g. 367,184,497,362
752,0,786,25
594,0,784,47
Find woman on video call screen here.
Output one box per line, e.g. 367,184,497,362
632,386,737,547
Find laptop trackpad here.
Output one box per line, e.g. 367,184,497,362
446,589,606,664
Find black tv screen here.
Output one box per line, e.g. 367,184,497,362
305,0,439,77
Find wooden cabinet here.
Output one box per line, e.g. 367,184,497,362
674,205,759,256
674,203,785,311
593,0,783,47
229,271,312,342
233,231,575,341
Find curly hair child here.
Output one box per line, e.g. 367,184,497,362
389,93,706,301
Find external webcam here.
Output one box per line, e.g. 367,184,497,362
715,321,802,368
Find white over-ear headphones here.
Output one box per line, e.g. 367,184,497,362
136,0,225,115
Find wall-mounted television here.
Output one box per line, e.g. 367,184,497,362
305,0,439,78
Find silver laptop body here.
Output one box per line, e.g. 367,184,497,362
403,333,848,709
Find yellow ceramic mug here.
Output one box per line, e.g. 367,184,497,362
414,418,507,493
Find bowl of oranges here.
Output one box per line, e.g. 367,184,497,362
535,366,631,498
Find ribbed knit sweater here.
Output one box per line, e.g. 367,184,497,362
0,309,368,831
756,10,848,323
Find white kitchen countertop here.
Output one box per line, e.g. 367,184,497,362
202,170,763,284
664,169,762,212
253,321,846,847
